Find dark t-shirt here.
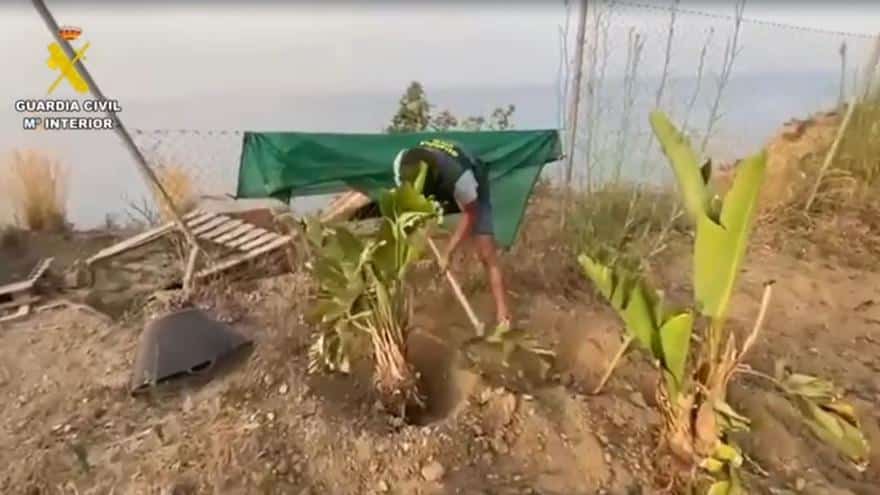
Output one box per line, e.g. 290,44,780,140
398,140,489,212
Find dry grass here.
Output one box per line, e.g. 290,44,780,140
564,182,686,273
1,149,69,232
152,162,199,222
752,102,880,269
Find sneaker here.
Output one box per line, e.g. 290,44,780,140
486,318,512,342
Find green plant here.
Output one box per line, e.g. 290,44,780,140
305,165,442,416
578,112,870,493
386,81,516,133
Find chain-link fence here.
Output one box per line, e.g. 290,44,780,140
558,0,878,192
117,1,878,224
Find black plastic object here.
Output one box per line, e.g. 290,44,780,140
130,308,252,394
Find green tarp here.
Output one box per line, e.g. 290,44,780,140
236,130,562,248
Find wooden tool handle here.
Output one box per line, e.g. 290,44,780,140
426,238,485,337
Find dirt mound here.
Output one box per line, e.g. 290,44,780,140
712,109,843,211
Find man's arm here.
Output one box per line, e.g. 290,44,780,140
443,169,480,261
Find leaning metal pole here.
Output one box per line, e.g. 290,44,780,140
560,0,589,229
31,0,202,252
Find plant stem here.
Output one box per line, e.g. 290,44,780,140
804,98,857,213
592,334,634,395
736,281,774,363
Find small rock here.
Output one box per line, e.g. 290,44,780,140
376,480,389,492
266,412,275,422
421,460,445,482
795,478,806,491
490,437,509,455
279,383,289,395
276,459,289,475
604,452,612,463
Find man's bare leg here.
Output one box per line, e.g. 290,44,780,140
475,234,511,325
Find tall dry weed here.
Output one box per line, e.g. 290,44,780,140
1,149,69,232
151,162,198,222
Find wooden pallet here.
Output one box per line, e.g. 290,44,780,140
85,209,293,283
0,257,53,322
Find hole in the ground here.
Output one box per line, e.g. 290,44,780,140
405,325,480,426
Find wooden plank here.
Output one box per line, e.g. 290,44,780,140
194,236,292,280
199,219,244,241
191,216,231,236
28,258,53,281
0,258,54,296
0,304,31,324
238,232,280,252
87,212,217,266
0,294,40,311
321,191,373,223
86,222,175,265
224,228,269,249
213,224,256,245
184,211,219,228
183,209,204,220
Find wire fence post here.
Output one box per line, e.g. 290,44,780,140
560,0,589,229
30,0,203,258
860,33,880,102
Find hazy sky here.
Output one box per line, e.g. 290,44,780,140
1,1,879,227
1,1,878,100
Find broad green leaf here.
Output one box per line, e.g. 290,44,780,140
622,283,661,355
413,161,428,194
728,467,746,495
693,150,767,318
578,254,614,299
609,272,631,311
333,227,364,261
824,401,859,426
713,443,743,467
578,254,659,355
707,481,731,495
378,189,395,218
783,373,836,401
304,215,324,248
700,457,724,473
652,290,676,330
650,111,710,223
714,400,752,432
312,256,347,291
801,401,871,464
395,182,437,215
659,312,694,386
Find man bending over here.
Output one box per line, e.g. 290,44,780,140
393,139,511,329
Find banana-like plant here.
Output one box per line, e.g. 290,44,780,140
305,164,443,416
578,112,870,493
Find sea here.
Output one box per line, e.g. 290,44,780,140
0,69,845,228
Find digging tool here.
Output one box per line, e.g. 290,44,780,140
426,238,485,337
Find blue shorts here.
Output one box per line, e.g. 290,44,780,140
474,193,494,237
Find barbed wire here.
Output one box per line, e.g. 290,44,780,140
132,129,243,136
612,0,878,40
